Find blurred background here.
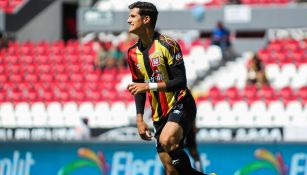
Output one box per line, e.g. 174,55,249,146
0,0,307,175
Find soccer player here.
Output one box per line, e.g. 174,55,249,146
126,1,207,175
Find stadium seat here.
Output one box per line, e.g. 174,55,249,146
249,100,271,127
196,100,218,127
291,73,307,89
207,86,223,103
268,43,282,53
265,64,280,83
267,101,287,127
184,55,198,84
95,101,112,128
126,102,136,124
243,85,259,105
298,86,307,103
272,73,290,90
216,71,236,90
232,101,251,126
110,101,129,127
297,64,307,77
279,86,297,105
232,101,249,115
206,45,222,67
31,102,48,127
0,102,16,127
78,102,96,127
225,86,240,102
15,102,32,127
62,102,79,127
232,63,248,89
47,102,64,127
285,101,307,126
214,101,236,127
281,64,297,81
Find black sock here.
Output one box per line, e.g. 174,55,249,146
193,169,207,175
168,148,194,175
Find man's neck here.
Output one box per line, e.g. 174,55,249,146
139,28,155,48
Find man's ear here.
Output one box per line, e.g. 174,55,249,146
143,16,151,25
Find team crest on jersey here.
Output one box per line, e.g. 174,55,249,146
149,51,162,67
151,57,160,67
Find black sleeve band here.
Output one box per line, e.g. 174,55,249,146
166,63,187,91
135,93,146,115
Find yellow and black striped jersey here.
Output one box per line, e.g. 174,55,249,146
127,32,188,122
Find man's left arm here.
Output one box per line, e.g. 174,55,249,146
127,61,187,94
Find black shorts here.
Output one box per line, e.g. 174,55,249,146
153,92,197,153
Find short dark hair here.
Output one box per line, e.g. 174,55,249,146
128,1,158,29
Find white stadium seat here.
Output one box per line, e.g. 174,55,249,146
286,101,307,126
110,101,129,127
79,102,95,120
197,101,218,127
95,101,112,128
0,102,16,128
232,101,252,127
126,102,136,124
272,74,290,89
31,102,48,127
79,102,97,127
15,102,32,127
297,64,307,79
267,101,287,127
62,102,79,127
214,101,236,127
206,45,222,67
291,74,307,89
250,101,271,127
265,64,280,82
216,72,236,89
47,102,64,127
281,64,297,82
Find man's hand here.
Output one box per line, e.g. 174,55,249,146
136,115,152,141
127,83,149,95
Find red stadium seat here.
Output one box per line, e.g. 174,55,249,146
298,86,307,101
224,86,243,106
268,43,282,53
70,73,84,83
9,74,23,83
279,86,297,105
0,74,7,83
40,74,53,82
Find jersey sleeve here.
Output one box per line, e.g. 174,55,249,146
127,49,144,83
164,40,184,67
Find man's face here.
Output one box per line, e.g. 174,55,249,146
127,8,144,35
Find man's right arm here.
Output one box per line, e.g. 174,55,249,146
135,93,146,115
135,93,152,140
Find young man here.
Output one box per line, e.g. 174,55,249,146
126,2,207,175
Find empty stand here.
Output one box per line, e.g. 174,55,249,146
0,35,307,130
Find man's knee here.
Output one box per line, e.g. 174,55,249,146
160,122,183,152
159,135,179,152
